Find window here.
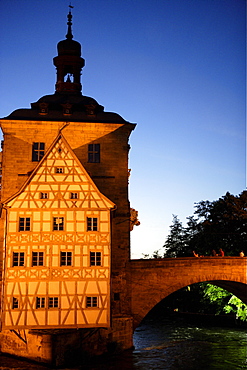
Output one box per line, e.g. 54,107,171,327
55,167,63,173
40,192,48,199
36,297,45,309
60,251,72,266
12,297,19,309
19,217,31,231
87,217,98,231
114,293,120,301
88,144,100,163
90,252,102,266
13,252,25,267
53,217,64,231
32,252,44,266
48,297,59,308
62,103,72,116
70,192,78,199
39,103,48,115
86,296,98,308
32,142,45,162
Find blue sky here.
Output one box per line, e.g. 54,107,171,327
0,0,245,258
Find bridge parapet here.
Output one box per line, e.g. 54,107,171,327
131,256,247,268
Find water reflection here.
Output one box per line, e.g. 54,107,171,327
0,314,246,369
133,315,247,370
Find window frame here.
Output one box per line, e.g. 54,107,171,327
60,251,72,266
88,143,100,163
19,217,31,232
86,296,98,308
87,217,98,231
70,192,78,199
53,217,64,231
32,142,45,162
13,252,25,267
48,297,59,309
40,192,48,199
32,251,44,267
90,251,102,266
55,167,64,174
36,297,46,309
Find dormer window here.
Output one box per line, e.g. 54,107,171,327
85,104,96,116
39,103,48,115
62,103,72,116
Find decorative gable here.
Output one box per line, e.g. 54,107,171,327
6,134,115,211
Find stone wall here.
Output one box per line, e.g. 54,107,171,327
0,316,133,367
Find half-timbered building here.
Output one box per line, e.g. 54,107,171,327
0,9,136,363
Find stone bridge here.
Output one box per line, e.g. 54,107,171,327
130,257,247,328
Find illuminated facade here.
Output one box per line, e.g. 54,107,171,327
0,8,135,339
2,134,114,329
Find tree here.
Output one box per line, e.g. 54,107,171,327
163,215,187,257
163,191,247,257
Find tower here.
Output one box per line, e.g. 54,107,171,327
0,10,135,364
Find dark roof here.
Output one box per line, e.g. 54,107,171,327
2,93,131,124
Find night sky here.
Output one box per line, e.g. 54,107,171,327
0,0,245,258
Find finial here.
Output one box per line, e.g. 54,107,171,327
66,4,74,40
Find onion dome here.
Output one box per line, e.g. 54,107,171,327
57,10,81,56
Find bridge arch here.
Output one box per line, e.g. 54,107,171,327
130,257,247,328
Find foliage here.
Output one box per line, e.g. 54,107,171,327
223,296,247,321
202,284,247,322
201,284,232,315
163,191,247,257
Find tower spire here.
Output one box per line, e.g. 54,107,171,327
66,6,73,40
53,7,85,95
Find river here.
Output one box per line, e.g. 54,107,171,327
0,314,246,369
